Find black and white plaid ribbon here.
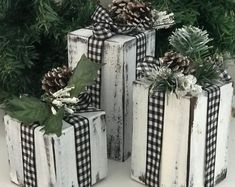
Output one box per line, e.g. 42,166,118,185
64,115,92,187
20,114,92,187
21,123,39,187
145,91,165,187
87,5,147,108
204,85,221,187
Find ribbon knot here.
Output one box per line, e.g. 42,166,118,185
91,5,137,40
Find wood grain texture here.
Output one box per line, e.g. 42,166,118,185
188,93,208,186
214,83,233,184
68,29,155,161
131,81,149,184
160,94,190,187
4,111,107,187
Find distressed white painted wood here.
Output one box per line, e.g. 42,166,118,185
131,81,234,187
188,94,208,187
68,29,155,161
161,94,190,187
4,111,107,187
4,115,24,186
131,82,149,184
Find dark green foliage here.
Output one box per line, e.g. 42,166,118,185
0,0,96,97
147,0,235,57
193,61,220,86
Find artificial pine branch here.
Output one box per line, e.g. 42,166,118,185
0,0,96,97
147,0,235,56
169,26,213,61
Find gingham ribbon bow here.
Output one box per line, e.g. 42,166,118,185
73,92,92,112
136,56,160,79
91,5,136,40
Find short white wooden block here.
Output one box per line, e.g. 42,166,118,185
68,28,156,161
131,81,233,187
4,111,108,187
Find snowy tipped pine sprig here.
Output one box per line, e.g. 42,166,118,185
169,26,213,61
141,25,230,97
151,9,175,30
143,66,202,98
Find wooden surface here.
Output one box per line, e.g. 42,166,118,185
68,29,155,161
4,111,107,187
131,81,234,186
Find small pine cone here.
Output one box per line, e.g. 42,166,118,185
109,0,152,29
160,51,194,74
42,66,72,95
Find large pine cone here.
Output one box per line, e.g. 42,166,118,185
109,0,152,30
160,51,194,74
42,66,72,95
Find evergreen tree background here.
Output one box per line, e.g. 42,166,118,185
0,0,96,96
146,0,235,58
1,0,235,97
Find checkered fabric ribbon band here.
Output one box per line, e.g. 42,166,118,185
204,85,221,187
87,5,147,108
21,123,39,187
145,91,165,187
135,32,147,72
20,114,92,187
64,115,92,187
136,56,160,79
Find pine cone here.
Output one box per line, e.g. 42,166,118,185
109,0,152,29
42,66,72,95
160,51,194,74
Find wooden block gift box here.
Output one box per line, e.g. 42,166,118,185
68,28,155,161
4,110,107,187
131,81,233,187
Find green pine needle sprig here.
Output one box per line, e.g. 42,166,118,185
192,60,221,87
169,25,213,61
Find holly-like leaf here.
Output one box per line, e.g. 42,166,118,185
43,108,64,137
4,96,50,125
67,54,102,97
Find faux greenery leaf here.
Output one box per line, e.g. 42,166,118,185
5,96,50,125
67,54,102,97
43,108,64,137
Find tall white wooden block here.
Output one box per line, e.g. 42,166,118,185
4,111,107,187
131,81,233,187
68,29,155,161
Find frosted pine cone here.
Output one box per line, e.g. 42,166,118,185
160,51,194,74
109,0,152,30
42,66,72,95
